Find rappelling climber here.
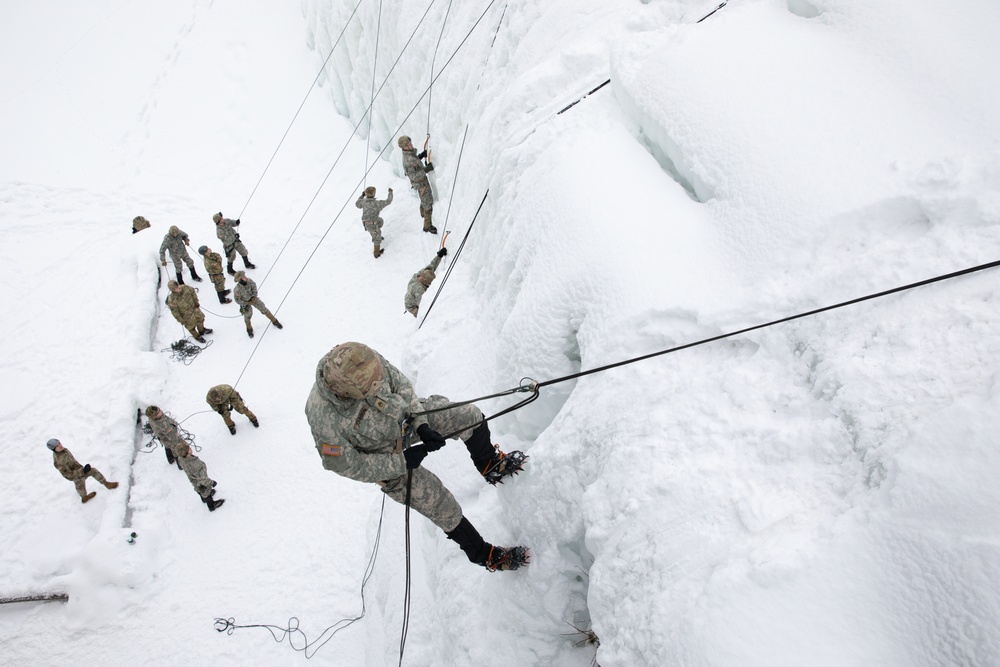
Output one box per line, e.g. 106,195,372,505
198,245,232,304
212,212,256,275
233,270,282,338
206,384,259,435
159,224,202,285
145,405,224,511
404,247,446,317
166,280,212,343
47,438,118,504
397,135,437,233
304,342,529,571
355,186,393,258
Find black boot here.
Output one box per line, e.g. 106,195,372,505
446,516,492,566
222,289,232,297
217,291,232,304
242,255,256,269
207,496,225,512
175,270,185,285
190,266,203,282
227,261,236,276
165,448,175,465
466,423,528,485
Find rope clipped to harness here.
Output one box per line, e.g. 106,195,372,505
161,338,212,365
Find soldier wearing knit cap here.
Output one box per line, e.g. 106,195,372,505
47,438,118,503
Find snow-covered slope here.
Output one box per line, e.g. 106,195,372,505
2,0,999,665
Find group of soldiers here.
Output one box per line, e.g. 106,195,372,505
52,135,530,569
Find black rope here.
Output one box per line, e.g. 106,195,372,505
697,0,729,23
214,495,387,659
398,425,415,666
364,0,384,188
476,2,507,92
237,0,365,220
556,79,611,115
417,190,488,329
160,338,213,365
426,0,455,136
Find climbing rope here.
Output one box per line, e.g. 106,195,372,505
364,0,384,189
426,0,455,136
160,337,213,365
697,0,730,23
437,124,469,240
418,190,488,329
236,0,365,220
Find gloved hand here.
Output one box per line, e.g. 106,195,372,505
388,187,393,193
437,247,447,258
83,464,91,473
417,150,427,160
161,260,167,267
416,423,446,450
235,219,241,225
403,445,432,469
235,233,241,241
132,227,138,234
424,163,435,173
184,239,190,246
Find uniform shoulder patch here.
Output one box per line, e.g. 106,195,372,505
321,443,343,457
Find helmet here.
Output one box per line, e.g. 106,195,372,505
213,212,223,223
234,270,246,281
167,280,179,290
145,405,162,419
364,186,376,197
198,245,209,256
397,135,412,148
417,269,435,286
46,438,60,451
169,225,180,236
322,342,385,399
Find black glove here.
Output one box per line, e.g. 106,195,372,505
403,445,432,469
424,163,435,173
437,247,447,258
235,218,241,225
235,233,241,241
132,226,138,234
416,423,446,450
417,150,427,159
83,464,91,473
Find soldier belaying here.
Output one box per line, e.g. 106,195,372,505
159,225,202,285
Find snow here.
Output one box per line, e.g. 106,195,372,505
2,0,1000,665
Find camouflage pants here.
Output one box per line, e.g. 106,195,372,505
363,218,384,246
179,455,215,499
181,311,206,336
168,251,196,273
208,272,226,293
70,467,108,499
216,394,256,428
420,395,483,441
413,179,434,210
242,297,277,326
224,240,249,263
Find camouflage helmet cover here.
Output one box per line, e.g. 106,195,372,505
207,385,228,403
198,245,209,256
145,405,162,418
169,225,180,236
213,212,223,223
322,342,385,400
167,280,179,290
397,135,412,148
234,270,246,281
417,269,436,286
364,186,376,197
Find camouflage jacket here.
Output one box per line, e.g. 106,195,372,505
233,277,258,308
148,414,186,450
355,191,393,223
202,250,224,275
401,148,431,186
159,228,190,261
304,351,429,483
215,218,240,247
167,285,202,322
53,448,84,480
404,255,441,311
206,384,239,411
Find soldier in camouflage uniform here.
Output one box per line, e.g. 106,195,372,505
304,342,529,571
397,135,437,233
166,280,212,343
47,438,118,503
405,247,447,317
197,245,232,304
159,225,202,285
206,384,259,435
355,186,393,258
145,405,186,467
233,271,282,338
175,439,225,511
212,212,256,274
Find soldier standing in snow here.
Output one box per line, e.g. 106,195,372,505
166,280,212,343
159,225,202,285
145,405,224,510
47,438,118,503
206,384,259,435
198,245,232,304
233,271,282,338
304,342,529,571
405,247,446,317
212,212,256,275
355,186,393,258
397,135,437,233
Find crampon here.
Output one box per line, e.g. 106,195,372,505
485,545,530,572
481,447,528,485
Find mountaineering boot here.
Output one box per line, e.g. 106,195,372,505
103,481,119,489
217,291,232,304
270,318,283,329
193,335,206,343
201,327,213,335
485,545,531,572
222,288,232,297
189,266,203,282
227,423,236,435
227,261,236,276
246,325,254,339
373,244,384,258
207,496,226,512
465,422,528,485
175,270,185,285
445,516,492,566
242,255,256,269
422,210,437,234
250,417,259,428
81,491,97,504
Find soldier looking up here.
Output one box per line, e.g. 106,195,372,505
405,247,447,317
159,225,202,285
47,438,118,504
397,135,437,234
212,212,256,275
355,186,393,259
304,342,529,571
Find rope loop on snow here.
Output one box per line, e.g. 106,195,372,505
160,338,212,365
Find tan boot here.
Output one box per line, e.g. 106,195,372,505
81,491,96,504
422,211,437,234
373,244,384,258
104,481,119,489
